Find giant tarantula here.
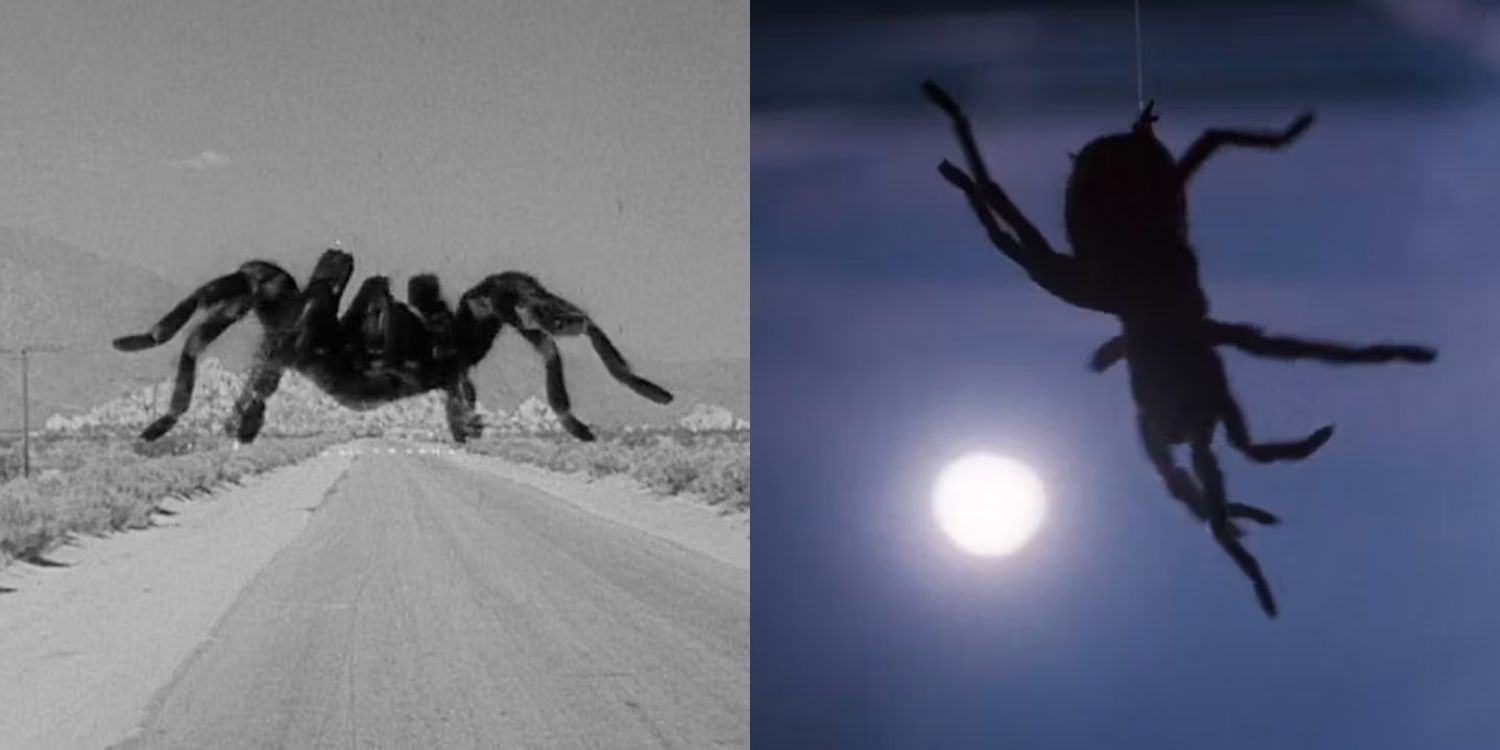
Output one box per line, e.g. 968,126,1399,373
924,81,1435,617
112,248,673,444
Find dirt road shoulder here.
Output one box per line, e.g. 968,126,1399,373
0,449,352,750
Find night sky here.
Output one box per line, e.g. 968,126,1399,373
753,1,1500,747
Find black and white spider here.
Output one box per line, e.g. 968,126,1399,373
112,248,673,445
924,81,1436,617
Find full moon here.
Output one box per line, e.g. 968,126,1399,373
932,453,1047,556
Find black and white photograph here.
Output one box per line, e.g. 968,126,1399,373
0,2,746,747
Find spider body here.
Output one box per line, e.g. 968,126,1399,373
113,248,673,444
1066,112,1186,266
1069,121,1221,444
293,345,442,411
925,81,1435,617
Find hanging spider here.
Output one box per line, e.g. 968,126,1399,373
111,247,674,445
923,80,1436,617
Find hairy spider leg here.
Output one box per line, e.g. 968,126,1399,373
294,249,355,358
1138,412,1281,532
925,80,1117,314
516,328,596,442
1190,429,1279,617
1089,325,1434,373
227,354,285,444
443,371,482,443
1175,113,1316,183
584,325,673,404
506,276,673,408
924,78,1064,260
1138,414,1212,519
409,274,458,361
1209,321,1436,365
340,276,394,361
937,162,1116,312
454,273,674,443
1090,324,1431,467
139,296,252,441
1226,502,1280,526
338,279,427,370
383,302,431,369
112,272,252,352
113,261,299,442
1218,391,1334,464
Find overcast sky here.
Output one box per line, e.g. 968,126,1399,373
0,0,746,361
755,1,1500,747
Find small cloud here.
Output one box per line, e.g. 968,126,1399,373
164,150,232,171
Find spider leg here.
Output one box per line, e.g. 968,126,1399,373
443,370,483,443
1137,414,1216,527
113,272,251,352
583,325,673,404
516,285,673,403
458,369,476,405
1227,502,1280,526
455,273,672,440
293,249,354,358
382,301,430,370
1209,321,1436,365
1176,112,1315,183
516,328,596,442
139,298,251,441
1088,334,1126,372
340,276,394,361
409,274,458,360
1219,389,1333,463
1139,415,1275,534
1190,431,1278,618
226,353,284,444
923,80,1116,314
923,80,1053,253
937,163,1115,313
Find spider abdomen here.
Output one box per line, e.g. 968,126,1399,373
1123,328,1229,442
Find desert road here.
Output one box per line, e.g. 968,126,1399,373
0,444,749,749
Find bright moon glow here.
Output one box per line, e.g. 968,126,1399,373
933,453,1047,556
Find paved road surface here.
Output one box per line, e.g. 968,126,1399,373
118,450,749,749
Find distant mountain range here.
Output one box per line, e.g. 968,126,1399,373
0,229,746,432
0,228,189,427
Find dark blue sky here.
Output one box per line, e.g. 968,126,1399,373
754,2,1500,747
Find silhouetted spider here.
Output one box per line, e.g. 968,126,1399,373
924,81,1435,617
112,248,673,445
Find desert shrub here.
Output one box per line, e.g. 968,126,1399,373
694,452,751,509
0,433,344,565
617,430,658,449
586,451,632,479
637,454,701,495
0,453,22,484
132,432,206,459
466,427,750,510
0,482,55,560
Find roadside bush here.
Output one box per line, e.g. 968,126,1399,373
467,428,750,511
0,434,345,565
